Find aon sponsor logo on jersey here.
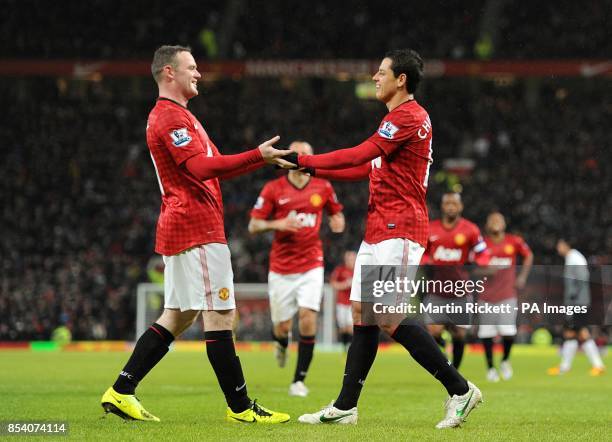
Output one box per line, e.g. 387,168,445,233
433,246,463,262
289,210,317,228
489,256,513,267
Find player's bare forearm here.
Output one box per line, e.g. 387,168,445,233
248,218,273,234
518,253,534,281
328,212,346,233
298,140,381,170
248,217,299,234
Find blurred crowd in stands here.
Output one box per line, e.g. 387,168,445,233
1,73,609,341
2,0,611,60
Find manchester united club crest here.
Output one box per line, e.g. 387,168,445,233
310,193,323,207
504,244,515,255
218,287,230,301
454,233,466,246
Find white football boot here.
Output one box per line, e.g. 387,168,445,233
500,360,513,380
288,381,309,397
436,381,483,429
298,401,358,425
486,367,500,382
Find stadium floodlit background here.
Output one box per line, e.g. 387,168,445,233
0,1,610,440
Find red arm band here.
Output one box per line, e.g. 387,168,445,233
315,163,371,181
219,161,266,181
184,148,263,181
299,140,382,169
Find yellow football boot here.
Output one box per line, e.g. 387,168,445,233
100,387,160,422
546,366,563,376
226,400,290,424
589,367,605,376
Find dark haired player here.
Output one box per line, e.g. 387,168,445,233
422,192,489,370
478,212,533,382
249,140,345,397
293,50,482,429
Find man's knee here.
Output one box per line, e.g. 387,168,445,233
203,309,235,331
298,308,317,334
157,309,200,336
578,327,591,342
427,324,443,337
351,301,362,325
450,326,466,339
563,328,577,340
275,320,292,337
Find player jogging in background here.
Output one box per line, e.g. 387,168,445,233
100,45,292,424
478,212,533,382
291,49,483,429
547,239,605,376
330,251,357,352
422,192,489,370
249,141,345,398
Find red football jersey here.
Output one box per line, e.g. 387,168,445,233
146,98,226,255
423,218,487,298
331,265,353,306
480,234,532,302
250,176,343,274
424,218,486,265
364,100,433,247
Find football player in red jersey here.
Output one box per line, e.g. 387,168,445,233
101,45,291,424
249,140,345,397
296,50,482,429
422,192,489,370
478,212,533,382
330,250,357,352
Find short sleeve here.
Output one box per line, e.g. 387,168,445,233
367,113,419,156
471,226,487,254
158,110,205,165
515,236,532,258
250,183,276,220
324,181,343,215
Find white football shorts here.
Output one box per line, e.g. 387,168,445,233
163,243,235,311
268,267,324,323
477,298,518,338
336,303,353,329
350,238,425,303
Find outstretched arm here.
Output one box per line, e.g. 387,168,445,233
218,161,267,181
184,136,291,181
314,163,372,181
185,150,263,181
297,140,382,170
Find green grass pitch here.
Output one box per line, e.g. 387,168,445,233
1,346,609,441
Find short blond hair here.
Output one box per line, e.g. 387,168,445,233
151,45,191,82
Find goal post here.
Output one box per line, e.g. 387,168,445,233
136,282,337,348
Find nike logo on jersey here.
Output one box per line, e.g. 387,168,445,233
430,235,439,242
235,382,247,392
278,198,291,205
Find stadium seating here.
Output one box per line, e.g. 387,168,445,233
0,74,609,340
